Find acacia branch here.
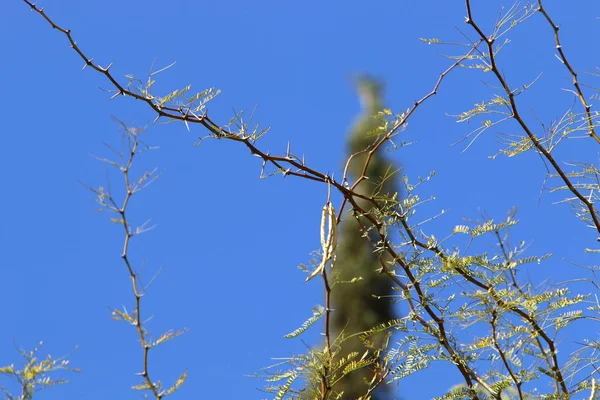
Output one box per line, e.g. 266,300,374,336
490,310,524,400
536,0,600,145
25,2,572,397
24,0,481,232
342,161,571,397
464,0,600,239
494,228,560,393
102,133,162,398
337,43,482,220
351,209,483,399
320,219,333,399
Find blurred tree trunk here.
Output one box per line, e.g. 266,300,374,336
330,76,400,399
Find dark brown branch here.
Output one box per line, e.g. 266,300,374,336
113,136,162,398
345,43,482,197
464,0,600,240
490,310,524,400
344,163,571,398
536,0,600,144
24,0,482,240
494,228,560,394
26,2,565,397
320,255,333,399
350,211,483,399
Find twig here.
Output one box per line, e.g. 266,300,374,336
536,0,600,144
464,0,600,239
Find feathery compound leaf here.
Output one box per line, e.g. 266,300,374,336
158,85,192,106
453,225,471,234
131,382,153,390
152,329,187,347
554,310,583,330
514,253,552,266
419,37,442,44
193,89,221,111
548,293,589,311
0,365,15,374
186,88,214,104
342,358,375,376
263,370,298,383
112,308,134,324
360,318,408,340
162,370,187,396
433,384,488,400
284,305,325,338
469,219,518,238
465,336,493,351
273,370,299,400
331,352,360,373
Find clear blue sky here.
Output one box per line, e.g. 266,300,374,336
2,1,600,399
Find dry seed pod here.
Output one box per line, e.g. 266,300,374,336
306,201,337,282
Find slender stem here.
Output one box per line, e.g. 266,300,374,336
490,310,524,400
118,137,162,399
320,266,332,399
536,0,600,144
464,0,600,238
25,3,575,397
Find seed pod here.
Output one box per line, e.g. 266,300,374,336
306,201,337,282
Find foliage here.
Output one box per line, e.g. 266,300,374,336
8,0,600,399
88,119,188,398
0,342,78,400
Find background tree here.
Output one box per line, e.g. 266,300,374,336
328,76,400,399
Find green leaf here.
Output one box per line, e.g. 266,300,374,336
273,371,298,400
284,305,325,338
152,329,187,347
0,365,15,374
163,369,187,396
131,381,152,390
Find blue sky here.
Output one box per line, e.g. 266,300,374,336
2,1,600,399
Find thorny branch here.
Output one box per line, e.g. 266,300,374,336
490,310,524,400
351,204,488,399
338,42,482,221
24,1,592,398
464,0,600,239
23,6,481,396
493,227,562,394
22,0,477,224
94,130,163,399
353,212,485,399
536,0,600,145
